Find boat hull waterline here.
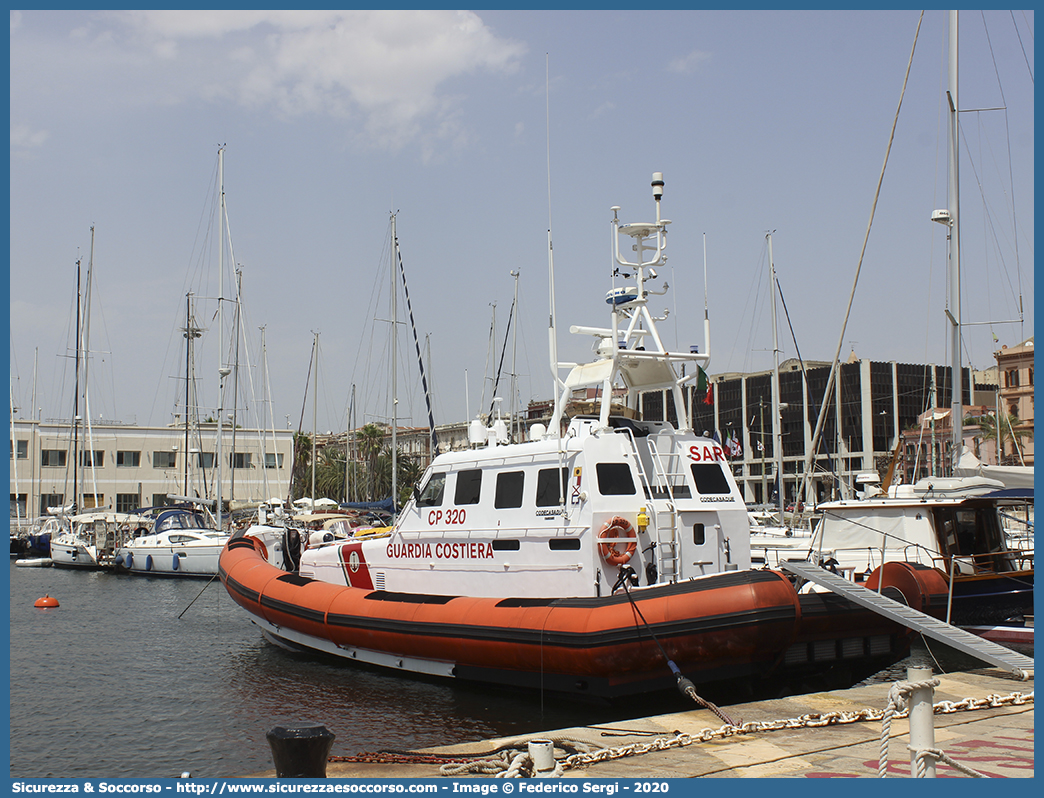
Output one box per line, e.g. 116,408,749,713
220,536,949,698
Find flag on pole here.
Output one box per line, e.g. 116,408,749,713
697,365,713,405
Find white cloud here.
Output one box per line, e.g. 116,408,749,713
668,50,711,74
107,10,527,150
10,124,49,150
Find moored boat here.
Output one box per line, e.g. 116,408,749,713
809,477,1034,626
115,505,226,577
221,174,950,699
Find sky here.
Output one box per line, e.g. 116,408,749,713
8,9,1035,439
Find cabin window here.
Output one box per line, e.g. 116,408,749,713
693,523,706,545
116,450,140,467
690,463,731,495
595,463,636,495
491,539,520,551
549,538,581,551
416,473,446,507
494,471,524,509
454,469,482,505
41,449,67,468
535,467,568,507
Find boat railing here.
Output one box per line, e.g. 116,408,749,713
929,548,1031,577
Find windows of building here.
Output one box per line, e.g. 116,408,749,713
40,494,63,515
80,450,105,467
264,452,284,469
41,449,67,467
231,452,252,469
116,493,140,513
10,439,28,459
81,493,104,509
116,450,141,467
196,452,215,469
153,451,177,468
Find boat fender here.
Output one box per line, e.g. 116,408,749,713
172,555,179,571
145,554,153,571
125,553,133,569
598,516,637,565
113,554,124,567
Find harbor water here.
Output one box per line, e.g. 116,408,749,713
7,561,1030,779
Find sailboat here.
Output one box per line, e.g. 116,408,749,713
114,147,233,577
220,173,951,700
50,227,128,570
808,11,1033,627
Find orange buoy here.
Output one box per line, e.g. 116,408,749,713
34,595,59,608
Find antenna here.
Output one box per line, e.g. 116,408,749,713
545,53,562,435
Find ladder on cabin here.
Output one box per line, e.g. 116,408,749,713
642,439,690,584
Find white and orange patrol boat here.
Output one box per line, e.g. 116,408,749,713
221,174,949,699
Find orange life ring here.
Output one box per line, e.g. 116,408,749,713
597,516,637,565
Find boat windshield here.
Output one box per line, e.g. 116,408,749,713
155,510,209,534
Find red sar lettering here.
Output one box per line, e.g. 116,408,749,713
689,445,726,462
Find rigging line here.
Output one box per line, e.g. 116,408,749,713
1009,11,1034,83
488,296,515,421
797,11,923,508
395,242,439,456
977,15,1026,330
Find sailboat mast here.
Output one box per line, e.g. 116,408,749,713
946,9,963,468
72,254,81,512
390,213,398,511
216,145,229,529
510,269,519,442
311,331,318,512
767,232,784,521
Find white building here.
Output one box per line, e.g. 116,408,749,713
10,418,295,520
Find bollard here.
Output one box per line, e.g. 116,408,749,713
528,739,555,777
266,723,336,778
907,666,936,778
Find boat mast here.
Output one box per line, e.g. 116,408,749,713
82,226,100,508
510,269,519,441
311,330,318,512
216,145,230,529
72,253,81,513
767,232,784,521
946,9,963,470
390,213,398,512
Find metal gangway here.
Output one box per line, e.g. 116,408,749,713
781,560,1034,680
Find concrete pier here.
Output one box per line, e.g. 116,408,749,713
253,668,1033,778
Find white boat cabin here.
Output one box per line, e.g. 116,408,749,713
297,173,752,599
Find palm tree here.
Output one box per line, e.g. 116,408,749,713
968,410,1030,466
289,431,312,501
356,423,386,500
315,445,346,499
